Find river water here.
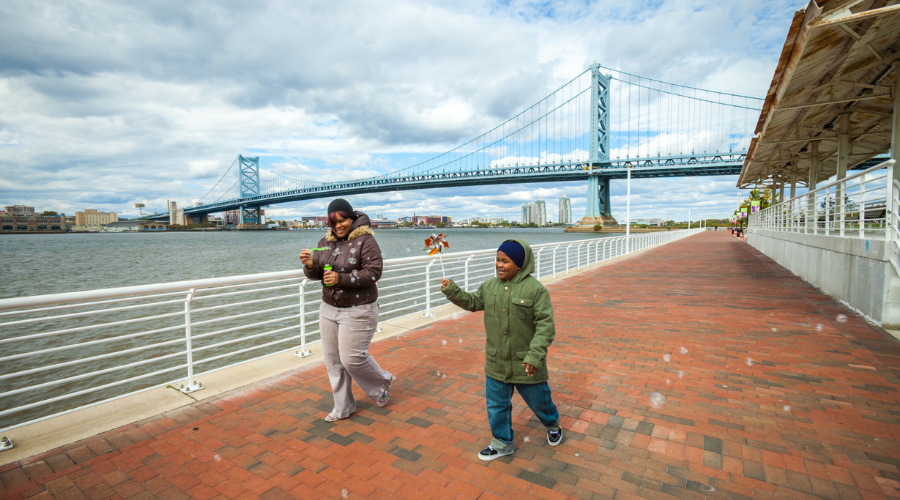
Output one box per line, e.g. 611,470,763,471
0,228,616,299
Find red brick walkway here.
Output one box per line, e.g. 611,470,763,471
2,232,900,500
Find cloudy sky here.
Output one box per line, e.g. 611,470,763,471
0,0,802,223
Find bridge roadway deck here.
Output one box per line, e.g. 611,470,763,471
2,232,900,500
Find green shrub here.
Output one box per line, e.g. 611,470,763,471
593,224,602,232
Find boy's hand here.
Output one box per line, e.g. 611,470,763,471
523,363,536,376
441,278,450,290
323,270,339,286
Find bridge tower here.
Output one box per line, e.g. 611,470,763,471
580,64,616,227
238,155,261,225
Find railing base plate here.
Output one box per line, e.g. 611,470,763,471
0,437,13,451
179,382,203,394
295,349,313,358
423,313,435,318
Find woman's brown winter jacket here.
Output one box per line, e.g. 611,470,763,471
303,212,383,307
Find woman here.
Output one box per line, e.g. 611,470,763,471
299,198,393,421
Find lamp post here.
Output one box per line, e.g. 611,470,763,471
626,165,631,252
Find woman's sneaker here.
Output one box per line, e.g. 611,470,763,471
478,446,514,461
547,429,563,446
376,376,394,407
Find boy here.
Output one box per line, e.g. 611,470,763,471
441,239,562,460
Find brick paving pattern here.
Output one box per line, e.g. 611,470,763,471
2,232,899,499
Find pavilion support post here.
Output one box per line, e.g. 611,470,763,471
837,113,850,236
808,142,819,234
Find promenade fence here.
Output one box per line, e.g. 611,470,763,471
0,230,700,433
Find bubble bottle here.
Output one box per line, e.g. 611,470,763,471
324,265,334,286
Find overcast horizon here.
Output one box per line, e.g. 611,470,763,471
0,0,804,224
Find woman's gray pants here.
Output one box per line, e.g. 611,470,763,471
318,302,392,418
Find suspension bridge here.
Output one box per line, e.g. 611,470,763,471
147,64,766,224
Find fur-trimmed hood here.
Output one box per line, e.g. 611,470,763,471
326,211,374,242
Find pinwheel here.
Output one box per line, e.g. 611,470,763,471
424,233,450,277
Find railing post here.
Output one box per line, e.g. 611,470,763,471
536,250,542,279
424,261,435,317
464,255,474,291
887,164,895,244
552,247,558,278
859,176,865,238
577,243,583,270
825,187,831,236
180,288,202,394
839,179,846,236
565,244,571,273
295,279,312,357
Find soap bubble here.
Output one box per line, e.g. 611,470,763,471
350,248,356,254
381,253,386,258
458,339,462,343
213,454,221,462
783,405,791,412
442,374,446,379
836,314,848,323
356,294,359,298
700,485,715,492
679,347,688,354
816,324,823,332
442,340,447,346
348,258,357,265
523,436,530,443
350,277,355,283
649,392,666,409
342,489,348,498
406,248,411,253
663,354,671,362
677,370,685,379
745,357,753,366
436,371,441,376
665,379,671,385
333,248,341,255
371,277,376,280
771,328,777,332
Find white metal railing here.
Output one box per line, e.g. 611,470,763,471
0,230,701,433
749,159,894,241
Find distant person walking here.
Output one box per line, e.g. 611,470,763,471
299,199,393,421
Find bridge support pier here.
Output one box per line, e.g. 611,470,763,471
578,174,617,228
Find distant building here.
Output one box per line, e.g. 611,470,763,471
76,209,117,227
521,204,533,225
559,195,572,225
1,213,67,232
631,218,663,226
4,205,35,216
490,217,506,225
107,221,141,232
533,198,547,226
370,217,396,228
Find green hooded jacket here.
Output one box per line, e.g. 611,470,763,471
441,239,555,384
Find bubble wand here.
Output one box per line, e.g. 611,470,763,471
424,233,449,278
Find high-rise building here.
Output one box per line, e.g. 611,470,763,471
75,209,118,226
521,203,533,225
559,195,572,225
533,198,547,226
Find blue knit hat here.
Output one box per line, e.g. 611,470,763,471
497,240,525,269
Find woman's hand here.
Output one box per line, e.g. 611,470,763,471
523,363,536,377
299,249,313,269
323,270,339,286
441,278,450,290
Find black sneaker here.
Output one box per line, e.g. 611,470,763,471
547,429,563,446
478,446,513,461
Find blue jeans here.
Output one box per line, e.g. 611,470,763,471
485,376,560,453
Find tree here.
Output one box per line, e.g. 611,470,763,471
593,224,602,232
40,211,58,216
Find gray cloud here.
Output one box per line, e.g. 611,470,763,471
0,0,800,218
